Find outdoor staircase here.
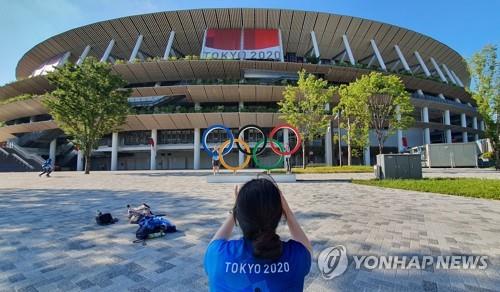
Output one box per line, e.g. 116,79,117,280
0,147,37,172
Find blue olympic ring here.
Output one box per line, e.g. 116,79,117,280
202,124,234,158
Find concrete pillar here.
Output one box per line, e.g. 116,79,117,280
461,112,468,142
370,39,387,71
463,132,468,143
423,106,430,144
239,101,244,111
363,146,370,166
283,128,289,168
193,128,200,170
111,132,118,171
310,31,320,59
394,45,411,73
324,104,333,166
438,93,446,100
150,129,157,170
442,64,457,85
480,120,485,131
414,51,431,77
76,150,83,171
396,105,403,152
76,45,91,66
163,31,175,60
100,39,115,63
444,110,452,143
49,139,56,167
397,130,404,152
342,34,355,65
129,35,143,63
430,57,448,83
472,116,478,130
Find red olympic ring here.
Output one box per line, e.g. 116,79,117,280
268,124,302,156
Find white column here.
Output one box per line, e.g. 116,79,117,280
473,119,479,141
461,113,468,142
129,35,143,63
370,39,387,71
278,29,285,62
444,110,452,143
430,57,447,83
363,146,370,166
238,101,244,111
423,106,430,144
111,132,118,171
49,139,56,167
310,31,320,59
480,120,485,131
396,105,403,152
100,39,115,62
193,128,200,170
76,45,91,66
324,103,333,166
76,150,83,171
442,64,457,85
342,34,355,65
283,128,289,168
150,129,157,170
394,45,411,73
414,51,431,77
163,31,175,60
461,113,467,128
438,93,446,100
451,70,464,87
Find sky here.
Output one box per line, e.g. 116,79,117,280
0,0,498,86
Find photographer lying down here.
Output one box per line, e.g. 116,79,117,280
204,178,312,291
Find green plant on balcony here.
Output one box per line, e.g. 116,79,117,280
168,56,178,61
0,93,33,106
114,59,126,65
305,55,319,64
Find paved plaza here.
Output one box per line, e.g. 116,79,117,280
0,169,499,291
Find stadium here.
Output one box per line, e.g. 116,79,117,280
0,8,483,171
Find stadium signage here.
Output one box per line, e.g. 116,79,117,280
201,28,283,60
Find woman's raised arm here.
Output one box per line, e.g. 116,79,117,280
281,191,313,255
210,185,238,242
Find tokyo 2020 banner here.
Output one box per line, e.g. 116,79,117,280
201,28,283,60
202,124,301,171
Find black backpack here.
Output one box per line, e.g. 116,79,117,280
95,212,118,225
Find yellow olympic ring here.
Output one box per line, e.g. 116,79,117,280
218,138,252,171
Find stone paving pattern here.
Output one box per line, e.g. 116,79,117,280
0,169,499,291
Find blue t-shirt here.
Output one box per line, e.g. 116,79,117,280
204,238,311,292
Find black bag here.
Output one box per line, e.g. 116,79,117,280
96,212,118,225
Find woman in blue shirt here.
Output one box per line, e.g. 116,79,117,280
204,178,312,291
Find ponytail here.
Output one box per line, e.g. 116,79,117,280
252,230,283,260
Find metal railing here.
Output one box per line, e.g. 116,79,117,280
10,153,34,170
6,141,45,165
0,147,9,157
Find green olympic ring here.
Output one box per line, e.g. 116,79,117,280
252,139,284,170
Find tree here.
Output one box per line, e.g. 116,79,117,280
467,44,500,169
43,57,131,174
278,70,336,168
336,84,370,165
347,72,413,155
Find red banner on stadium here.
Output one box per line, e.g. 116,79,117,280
201,28,282,60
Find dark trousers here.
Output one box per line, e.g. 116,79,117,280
39,169,52,176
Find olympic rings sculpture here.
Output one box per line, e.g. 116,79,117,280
202,123,302,171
